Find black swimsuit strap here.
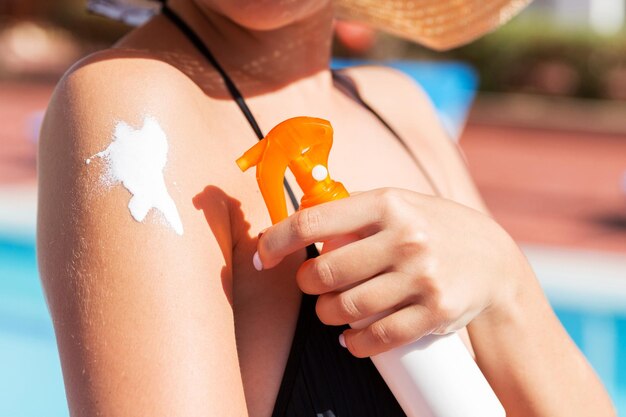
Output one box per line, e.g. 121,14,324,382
161,4,302,213
331,71,442,197
161,5,261,138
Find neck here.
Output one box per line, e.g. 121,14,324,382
164,0,335,97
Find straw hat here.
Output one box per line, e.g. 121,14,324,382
335,0,532,50
87,0,532,50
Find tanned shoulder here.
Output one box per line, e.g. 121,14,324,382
340,64,487,211
37,48,248,416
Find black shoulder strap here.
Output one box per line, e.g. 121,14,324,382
332,70,442,197
161,4,302,212
161,5,262,139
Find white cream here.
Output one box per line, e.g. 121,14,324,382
87,116,184,235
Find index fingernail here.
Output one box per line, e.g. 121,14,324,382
339,334,347,348
253,251,264,271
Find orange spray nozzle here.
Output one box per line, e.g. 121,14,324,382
236,117,349,224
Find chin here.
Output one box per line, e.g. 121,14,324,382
209,0,330,30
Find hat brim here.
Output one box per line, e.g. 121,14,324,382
334,0,532,50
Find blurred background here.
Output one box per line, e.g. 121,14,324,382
1,0,625,415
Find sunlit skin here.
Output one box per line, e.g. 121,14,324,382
37,0,615,416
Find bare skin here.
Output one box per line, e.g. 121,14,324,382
37,0,615,416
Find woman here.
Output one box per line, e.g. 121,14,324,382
37,0,615,416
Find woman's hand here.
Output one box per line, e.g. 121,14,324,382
255,188,525,358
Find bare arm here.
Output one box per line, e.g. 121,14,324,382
347,66,616,417
37,52,248,416
427,114,615,417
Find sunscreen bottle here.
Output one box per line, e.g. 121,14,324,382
236,116,506,417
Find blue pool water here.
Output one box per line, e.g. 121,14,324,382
2,232,626,416
0,234,69,417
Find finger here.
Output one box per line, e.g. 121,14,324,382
297,232,393,295
258,193,382,268
315,271,412,326
341,304,437,358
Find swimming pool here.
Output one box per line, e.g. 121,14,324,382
0,233,68,417
1,232,625,416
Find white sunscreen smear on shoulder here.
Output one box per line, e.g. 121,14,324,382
87,116,184,235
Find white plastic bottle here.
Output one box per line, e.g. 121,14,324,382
320,232,505,417
350,315,506,417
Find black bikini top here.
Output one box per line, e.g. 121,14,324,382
161,5,441,416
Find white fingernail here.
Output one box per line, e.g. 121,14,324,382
253,251,263,271
338,334,347,348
